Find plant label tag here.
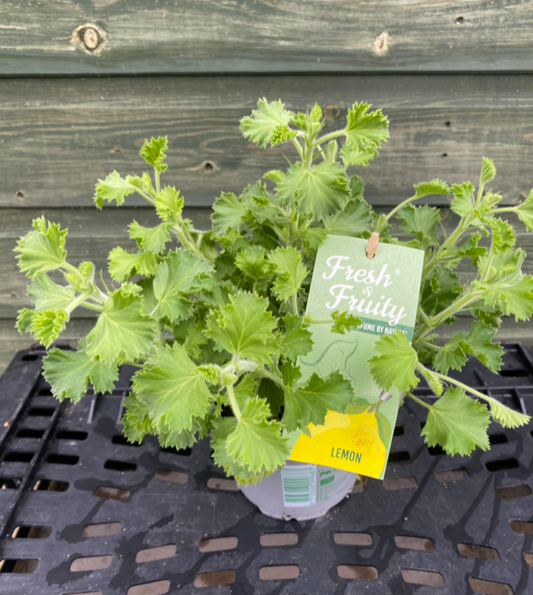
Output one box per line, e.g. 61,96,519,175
289,235,424,479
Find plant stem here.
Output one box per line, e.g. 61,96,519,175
415,290,481,341
226,382,242,421
292,138,304,160
134,188,156,206
65,291,93,314
422,217,470,278
155,170,161,195
383,194,418,223
314,129,346,147
62,261,83,279
79,302,103,312
291,293,299,317
421,366,492,404
407,393,432,410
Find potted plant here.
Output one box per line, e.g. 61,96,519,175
14,99,533,520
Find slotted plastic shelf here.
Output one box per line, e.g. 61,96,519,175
0,343,532,595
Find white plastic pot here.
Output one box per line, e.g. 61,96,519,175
239,460,357,520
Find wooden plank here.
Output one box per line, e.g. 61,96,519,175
2,1,533,75
2,76,533,209
1,207,532,319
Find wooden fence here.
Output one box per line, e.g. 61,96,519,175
1,1,533,373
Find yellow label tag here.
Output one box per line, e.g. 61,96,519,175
290,410,387,478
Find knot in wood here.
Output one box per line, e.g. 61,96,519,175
373,32,390,56
82,27,99,50
324,105,341,121
71,23,108,55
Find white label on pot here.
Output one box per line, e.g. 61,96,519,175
281,464,316,507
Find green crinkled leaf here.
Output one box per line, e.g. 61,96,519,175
43,348,118,402
121,393,154,444
279,314,314,359
235,247,272,279
263,170,285,183
476,249,523,285
108,247,157,281
301,227,328,251
27,274,75,310
206,292,279,364
397,204,440,245
172,319,209,359
94,171,139,208
210,417,264,485
18,309,68,348
433,332,468,375
36,309,68,347
225,397,290,476
153,249,213,322
488,399,531,429
140,136,168,173
330,311,361,334
157,416,207,451
132,343,212,433
516,189,533,232
421,267,462,317
240,98,294,149
421,387,490,456
480,157,496,186
270,124,297,146
282,372,354,433
129,220,171,254
485,275,533,321
463,321,503,372
349,174,365,197
268,246,309,302
339,144,377,167
434,321,503,375
324,196,375,238
240,182,280,224
281,361,302,388
16,308,34,334
345,101,389,152
85,288,155,365
491,218,516,255
155,186,184,221
276,161,350,221
414,179,450,198
444,233,487,268
450,181,475,218
14,217,67,279
369,332,419,392
232,374,258,411
211,192,247,235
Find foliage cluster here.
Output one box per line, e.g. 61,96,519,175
15,99,533,483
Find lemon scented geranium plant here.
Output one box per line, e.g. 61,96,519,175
15,99,533,485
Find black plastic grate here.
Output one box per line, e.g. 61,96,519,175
0,343,531,594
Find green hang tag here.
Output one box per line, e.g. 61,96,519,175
289,235,424,479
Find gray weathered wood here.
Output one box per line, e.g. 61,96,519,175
2,76,533,209
1,207,531,319
2,1,533,75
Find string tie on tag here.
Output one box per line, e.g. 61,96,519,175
366,232,379,259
